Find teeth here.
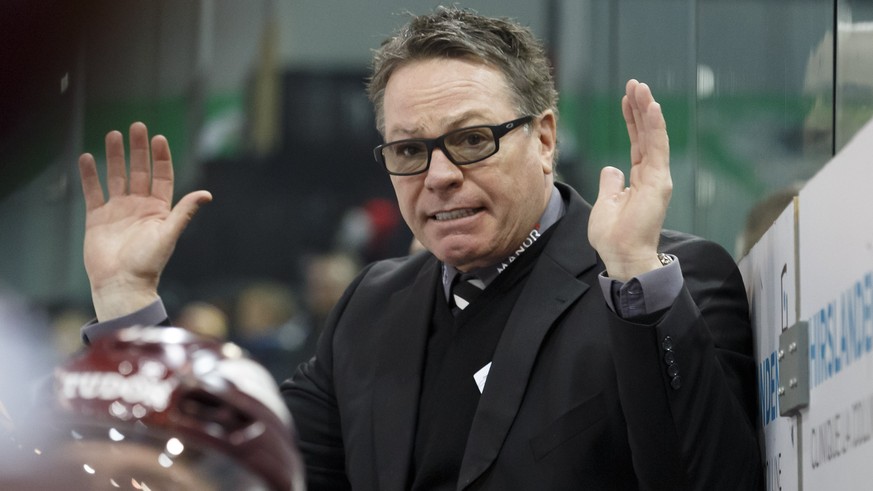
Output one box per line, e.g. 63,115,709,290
434,208,478,221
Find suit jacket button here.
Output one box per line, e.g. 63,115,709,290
670,375,682,390
664,351,676,365
667,364,680,378
662,336,674,351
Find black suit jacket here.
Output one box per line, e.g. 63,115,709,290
283,183,761,490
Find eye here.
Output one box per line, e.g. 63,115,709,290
463,133,487,146
392,142,424,159
449,128,491,148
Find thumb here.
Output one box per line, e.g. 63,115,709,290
165,190,213,240
595,166,626,204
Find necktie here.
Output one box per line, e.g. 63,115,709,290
451,273,486,313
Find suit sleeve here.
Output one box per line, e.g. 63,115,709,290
80,299,170,344
608,237,762,490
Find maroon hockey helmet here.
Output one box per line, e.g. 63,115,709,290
37,325,306,490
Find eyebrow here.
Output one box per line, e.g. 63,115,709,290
387,110,491,140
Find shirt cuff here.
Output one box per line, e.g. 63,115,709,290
80,298,168,345
597,255,682,319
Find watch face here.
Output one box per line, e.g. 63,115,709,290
658,253,674,266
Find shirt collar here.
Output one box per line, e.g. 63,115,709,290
441,184,566,299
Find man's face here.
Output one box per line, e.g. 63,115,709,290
383,58,556,271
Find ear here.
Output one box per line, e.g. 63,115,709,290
535,111,557,175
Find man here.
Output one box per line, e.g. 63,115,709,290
78,7,761,490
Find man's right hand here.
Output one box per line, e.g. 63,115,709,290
78,122,212,321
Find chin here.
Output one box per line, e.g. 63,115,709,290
438,247,495,271
428,231,499,266
432,245,473,267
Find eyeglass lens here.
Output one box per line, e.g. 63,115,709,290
383,126,498,174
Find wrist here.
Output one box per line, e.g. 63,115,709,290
91,277,160,321
604,254,665,282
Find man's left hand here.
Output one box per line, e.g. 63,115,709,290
588,79,672,282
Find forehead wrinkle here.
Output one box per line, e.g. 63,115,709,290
385,65,510,140
389,109,493,140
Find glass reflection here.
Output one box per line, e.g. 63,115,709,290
695,0,834,256
557,0,838,256
835,0,873,150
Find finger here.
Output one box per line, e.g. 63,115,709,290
625,79,643,117
105,130,127,197
78,153,105,212
128,122,151,196
163,190,213,244
622,94,641,165
150,135,174,205
629,81,649,159
623,79,639,122
633,83,660,133
595,166,627,204
633,82,657,109
633,83,653,132
644,100,669,169
635,84,670,173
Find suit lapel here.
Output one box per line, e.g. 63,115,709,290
457,184,600,488
372,259,440,491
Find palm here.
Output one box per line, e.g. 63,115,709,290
83,194,176,289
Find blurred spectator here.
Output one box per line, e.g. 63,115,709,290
231,280,307,382
176,300,230,340
49,303,91,358
335,197,410,263
302,251,361,335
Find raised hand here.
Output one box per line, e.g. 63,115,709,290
588,80,672,281
78,122,212,320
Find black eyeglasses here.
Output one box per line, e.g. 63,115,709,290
373,115,534,176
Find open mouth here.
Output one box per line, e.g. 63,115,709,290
432,208,483,221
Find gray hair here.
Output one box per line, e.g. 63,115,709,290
367,6,559,136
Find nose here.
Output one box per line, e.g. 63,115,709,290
424,147,463,190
